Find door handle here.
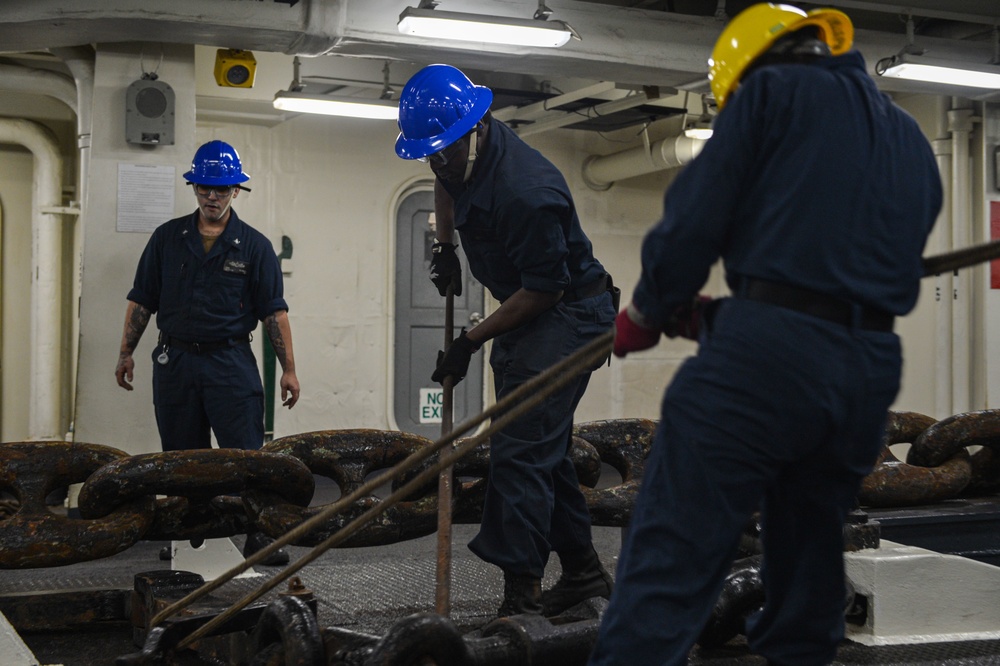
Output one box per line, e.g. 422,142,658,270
469,312,484,326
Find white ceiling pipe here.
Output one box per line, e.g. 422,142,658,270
582,133,707,190
0,64,77,114
0,119,64,440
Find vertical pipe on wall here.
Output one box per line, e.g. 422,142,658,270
933,97,953,419
949,101,975,414
52,46,95,440
0,119,64,440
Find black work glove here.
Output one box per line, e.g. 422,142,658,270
432,328,479,385
430,242,463,297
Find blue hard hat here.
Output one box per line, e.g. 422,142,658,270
395,65,493,160
183,140,251,185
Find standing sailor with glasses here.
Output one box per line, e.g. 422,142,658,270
395,64,617,618
115,140,299,566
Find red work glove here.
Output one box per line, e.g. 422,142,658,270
613,304,661,357
664,295,713,341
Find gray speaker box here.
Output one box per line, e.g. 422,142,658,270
125,77,175,145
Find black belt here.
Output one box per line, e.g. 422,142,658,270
562,273,612,303
158,333,251,353
738,279,894,332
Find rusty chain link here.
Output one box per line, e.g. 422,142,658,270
0,419,653,569
3,410,1000,568
859,409,1000,507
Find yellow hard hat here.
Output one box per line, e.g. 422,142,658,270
708,3,853,109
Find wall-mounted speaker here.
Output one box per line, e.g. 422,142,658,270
125,77,175,145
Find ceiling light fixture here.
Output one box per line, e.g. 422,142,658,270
683,93,714,140
875,18,1000,90
272,57,399,120
272,91,398,119
397,0,578,48
876,53,1000,89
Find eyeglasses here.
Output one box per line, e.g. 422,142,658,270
192,184,236,198
417,151,450,166
417,132,473,167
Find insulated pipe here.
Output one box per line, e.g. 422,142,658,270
582,133,707,190
0,64,76,115
949,103,975,414
932,97,953,419
0,119,64,440
51,46,95,439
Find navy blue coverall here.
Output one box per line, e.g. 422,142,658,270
589,52,942,666
127,209,287,451
441,120,616,578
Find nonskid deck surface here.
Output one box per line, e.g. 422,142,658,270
4,523,1000,665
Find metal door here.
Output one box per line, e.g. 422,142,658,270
394,188,484,439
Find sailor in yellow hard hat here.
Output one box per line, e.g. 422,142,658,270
591,4,942,665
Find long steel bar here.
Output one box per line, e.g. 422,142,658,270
171,332,612,649
150,331,614,638
436,284,456,616
922,238,1000,276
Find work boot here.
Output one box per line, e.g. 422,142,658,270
541,546,613,616
243,532,289,566
497,571,543,617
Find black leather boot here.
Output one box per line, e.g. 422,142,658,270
497,571,543,617
541,546,613,616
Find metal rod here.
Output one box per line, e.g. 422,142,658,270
151,330,614,634
171,332,613,649
922,238,1000,276
435,285,456,616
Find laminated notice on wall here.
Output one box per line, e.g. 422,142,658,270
991,201,1000,289
117,163,175,233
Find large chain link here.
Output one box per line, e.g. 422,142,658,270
0,442,154,567
0,420,654,568
3,412,1000,568
860,409,1000,507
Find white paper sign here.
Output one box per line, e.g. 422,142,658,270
117,163,175,233
419,388,444,424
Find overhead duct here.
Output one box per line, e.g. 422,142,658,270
0,0,995,96
581,133,707,190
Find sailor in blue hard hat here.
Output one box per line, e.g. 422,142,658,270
116,139,299,567
396,65,618,618
183,139,251,224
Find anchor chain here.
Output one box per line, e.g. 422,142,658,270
860,409,1000,507
4,411,1000,568
0,419,654,569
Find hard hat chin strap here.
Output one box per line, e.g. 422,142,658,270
463,129,479,183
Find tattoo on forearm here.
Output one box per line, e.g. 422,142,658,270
265,314,288,367
123,305,151,354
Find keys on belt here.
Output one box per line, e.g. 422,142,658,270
156,334,251,362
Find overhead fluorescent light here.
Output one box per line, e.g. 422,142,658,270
876,53,1000,89
272,91,398,120
683,126,713,140
397,6,573,48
